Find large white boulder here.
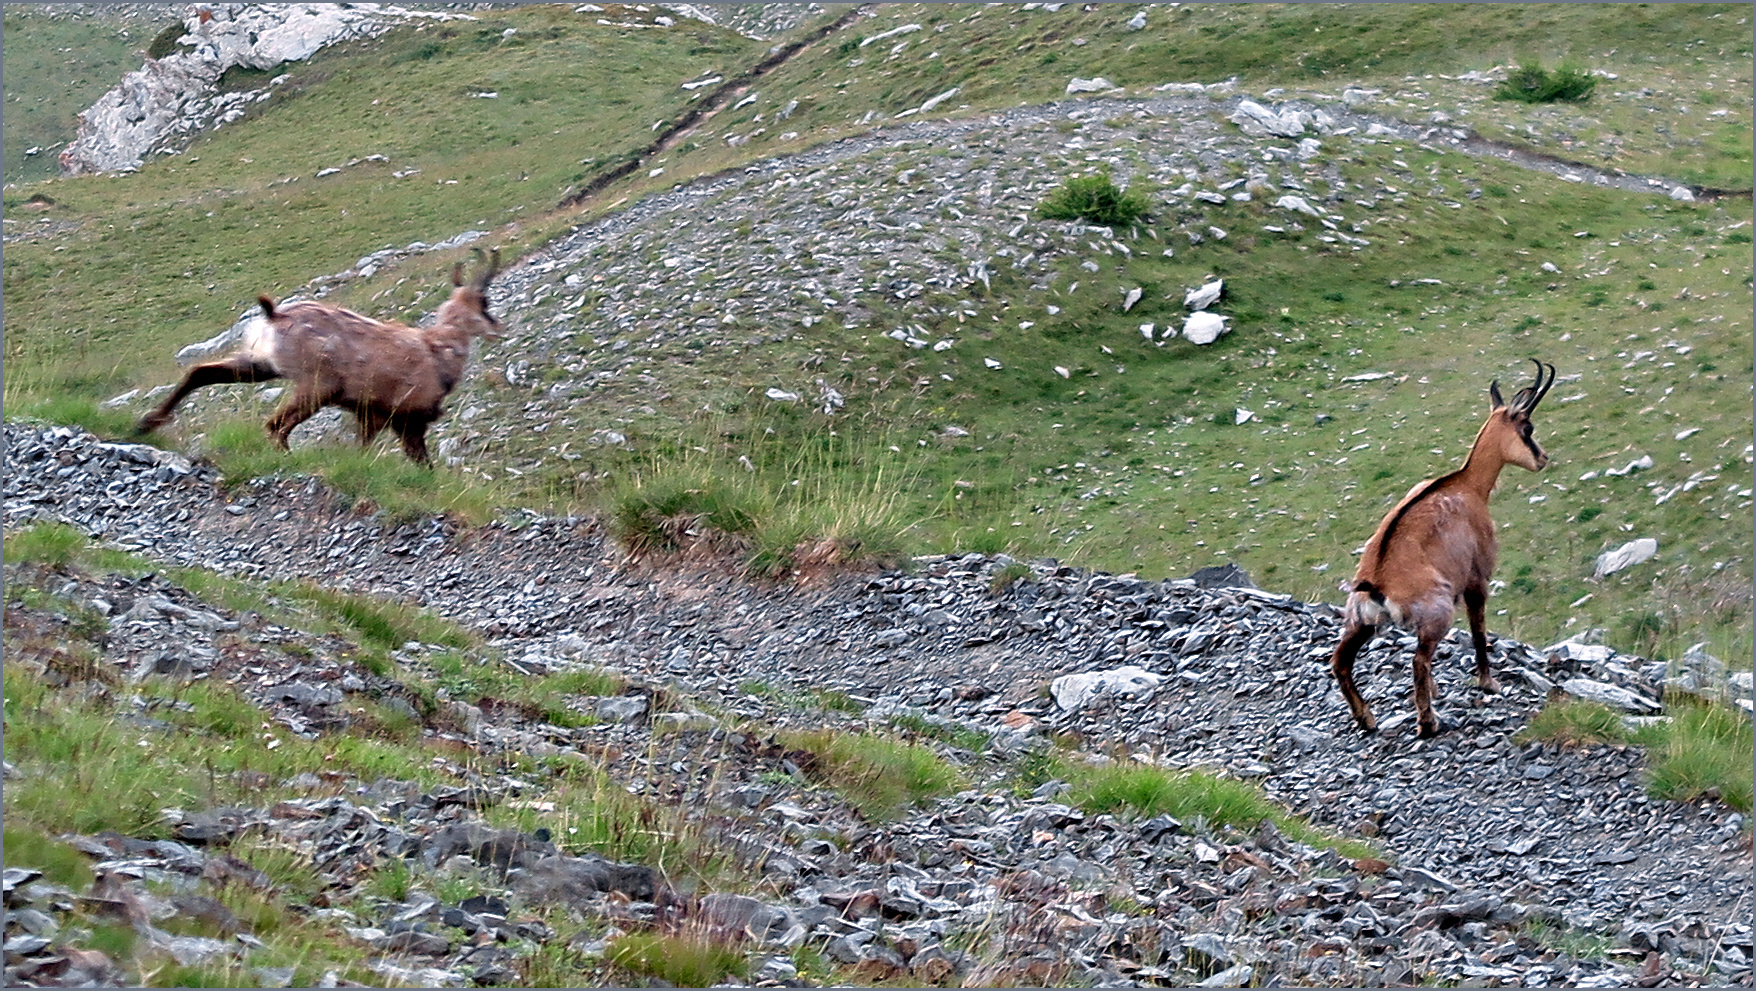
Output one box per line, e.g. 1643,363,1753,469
1050,666,1161,713
1181,311,1231,345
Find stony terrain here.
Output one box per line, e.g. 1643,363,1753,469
5,422,1750,988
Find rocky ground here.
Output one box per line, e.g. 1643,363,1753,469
4,422,1750,988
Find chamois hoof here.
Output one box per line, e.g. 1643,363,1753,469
1354,716,1378,736
1479,676,1502,695
1416,719,1442,739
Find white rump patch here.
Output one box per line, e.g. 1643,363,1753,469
238,314,282,373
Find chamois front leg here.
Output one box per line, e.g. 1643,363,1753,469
136,355,281,434
1329,620,1379,734
354,405,391,447
1462,588,1499,695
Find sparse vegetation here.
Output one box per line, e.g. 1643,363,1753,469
608,931,750,988
1063,761,1378,859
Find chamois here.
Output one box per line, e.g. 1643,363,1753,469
1329,359,1555,738
136,249,502,465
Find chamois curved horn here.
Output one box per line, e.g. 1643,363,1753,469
1511,358,1554,415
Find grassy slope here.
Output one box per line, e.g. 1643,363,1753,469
3,3,1750,664
1,5,147,184
3,5,766,397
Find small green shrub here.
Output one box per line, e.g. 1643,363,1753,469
1495,61,1597,103
1038,172,1151,229
782,728,965,820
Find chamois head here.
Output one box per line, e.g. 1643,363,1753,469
440,247,503,339
1484,358,1554,472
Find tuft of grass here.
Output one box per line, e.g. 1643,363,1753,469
1037,171,1151,229
1515,699,1631,747
1644,699,1754,812
989,560,1034,593
1495,60,1597,103
3,521,89,567
608,931,749,988
1065,761,1376,858
201,419,500,525
781,728,966,821
2,825,96,891
887,712,992,753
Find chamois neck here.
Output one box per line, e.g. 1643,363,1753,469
1453,425,1508,499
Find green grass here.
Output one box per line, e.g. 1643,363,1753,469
199,419,503,525
781,728,967,821
1644,699,1754,812
1064,761,1378,859
2,825,97,891
1518,697,1753,812
608,931,749,988
3,520,89,567
1515,699,1632,747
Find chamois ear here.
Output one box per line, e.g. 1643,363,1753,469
451,261,466,287
472,248,500,291
1489,379,1505,410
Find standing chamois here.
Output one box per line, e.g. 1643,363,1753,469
137,249,501,465
1330,359,1555,738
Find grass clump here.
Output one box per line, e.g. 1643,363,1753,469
2,826,96,891
1065,762,1375,858
1037,171,1151,229
780,728,966,820
1644,700,1753,812
1495,60,1597,103
3,521,89,567
201,419,499,525
608,931,749,988
1515,699,1631,747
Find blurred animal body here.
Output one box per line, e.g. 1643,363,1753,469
136,250,501,464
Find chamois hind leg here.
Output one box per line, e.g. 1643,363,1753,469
1329,620,1379,734
354,406,390,447
1463,587,1499,694
389,412,434,466
263,389,325,451
1411,628,1446,738
136,355,280,434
